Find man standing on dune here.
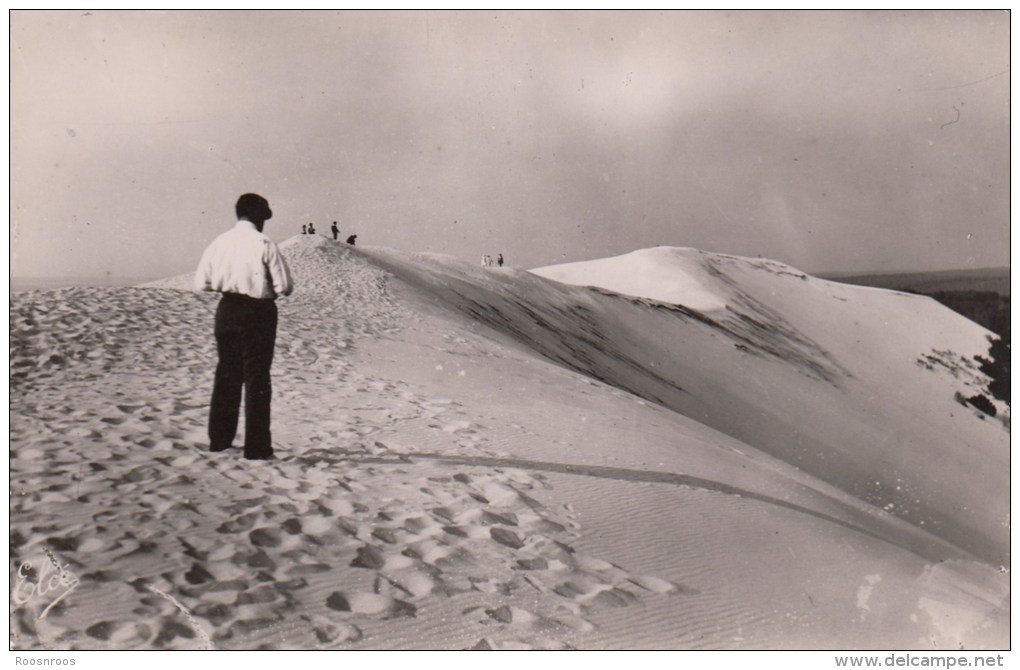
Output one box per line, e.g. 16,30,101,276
193,193,293,460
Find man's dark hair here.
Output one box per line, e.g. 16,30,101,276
236,193,272,222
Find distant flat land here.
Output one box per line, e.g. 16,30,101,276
821,267,1010,296
822,267,1010,338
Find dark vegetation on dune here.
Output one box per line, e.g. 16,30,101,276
975,328,1010,407
829,272,1010,413
912,290,1010,408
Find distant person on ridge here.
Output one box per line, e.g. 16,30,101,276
307,222,316,236
331,221,339,241
347,234,357,245
302,224,307,235
193,193,293,460
497,253,504,267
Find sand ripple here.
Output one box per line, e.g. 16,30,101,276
10,240,686,650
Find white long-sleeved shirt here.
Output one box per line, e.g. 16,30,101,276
193,220,293,299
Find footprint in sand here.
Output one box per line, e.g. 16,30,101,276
325,591,416,620
301,614,362,647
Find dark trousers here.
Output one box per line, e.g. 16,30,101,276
208,293,278,458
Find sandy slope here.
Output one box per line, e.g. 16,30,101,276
455,246,1011,563
9,237,1008,649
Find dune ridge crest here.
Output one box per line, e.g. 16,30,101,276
10,236,1007,649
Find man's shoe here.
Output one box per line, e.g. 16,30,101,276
244,452,275,461
210,443,232,452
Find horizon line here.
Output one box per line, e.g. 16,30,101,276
11,264,1010,284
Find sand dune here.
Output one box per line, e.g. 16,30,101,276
10,237,1008,649
370,245,1008,563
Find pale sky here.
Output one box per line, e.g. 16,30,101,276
10,10,1010,280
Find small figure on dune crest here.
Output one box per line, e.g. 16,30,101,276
302,224,307,235
346,234,357,245
194,193,294,461
308,222,316,236
497,253,504,267
331,221,339,241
